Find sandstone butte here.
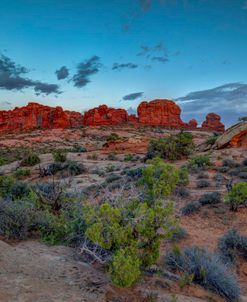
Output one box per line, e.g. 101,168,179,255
0,100,225,134
201,113,225,132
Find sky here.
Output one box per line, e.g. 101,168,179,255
0,0,247,126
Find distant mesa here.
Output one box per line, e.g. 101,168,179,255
0,100,225,135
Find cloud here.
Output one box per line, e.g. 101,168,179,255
137,41,169,63
0,54,60,95
123,92,144,101
112,62,139,71
127,106,137,115
176,83,247,126
243,1,247,9
55,66,69,80
152,56,169,63
72,56,101,88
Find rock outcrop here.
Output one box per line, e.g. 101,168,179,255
83,105,128,126
202,113,225,132
137,99,186,128
0,103,84,134
188,119,198,129
0,100,225,135
215,122,247,148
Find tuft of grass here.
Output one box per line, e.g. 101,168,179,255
53,150,67,163
199,192,221,205
166,246,241,302
196,179,210,188
218,229,247,264
14,168,31,179
181,201,201,216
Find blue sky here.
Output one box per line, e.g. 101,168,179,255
0,0,247,126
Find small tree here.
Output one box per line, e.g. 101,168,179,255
225,182,247,211
139,157,179,201
83,157,178,288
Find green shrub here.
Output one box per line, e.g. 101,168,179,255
0,157,8,166
187,155,210,172
225,182,247,211
177,167,189,186
9,181,32,200
84,199,175,287
106,133,120,142
53,150,67,162
14,168,31,179
21,152,40,166
124,154,134,161
166,246,240,301
109,248,141,287
139,157,179,201
146,131,194,161
0,175,15,197
206,134,219,146
65,160,86,176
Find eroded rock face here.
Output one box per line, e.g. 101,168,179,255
137,99,186,128
188,119,198,129
215,122,247,148
202,113,225,132
83,105,128,126
0,103,84,134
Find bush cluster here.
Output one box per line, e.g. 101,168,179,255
187,155,210,172
21,152,40,166
225,182,247,211
146,131,194,161
53,150,67,163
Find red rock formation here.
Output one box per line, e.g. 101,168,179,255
83,105,128,126
137,99,187,128
0,102,84,134
188,119,198,129
128,114,138,124
201,113,225,132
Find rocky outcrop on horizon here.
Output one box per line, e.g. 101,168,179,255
137,99,187,128
202,113,225,132
83,105,128,126
0,100,225,134
0,102,84,134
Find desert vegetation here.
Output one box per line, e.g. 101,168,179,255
0,125,247,301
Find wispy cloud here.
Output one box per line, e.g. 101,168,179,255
177,83,247,125
242,1,247,9
72,56,102,88
112,62,139,71
123,92,143,100
137,42,169,64
0,54,60,95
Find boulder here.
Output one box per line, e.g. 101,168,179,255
215,122,247,148
128,114,138,124
0,102,84,134
137,99,187,128
83,105,128,126
201,113,225,132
